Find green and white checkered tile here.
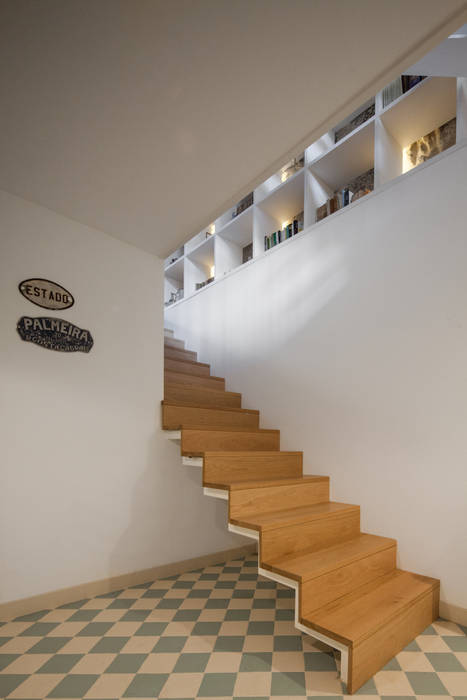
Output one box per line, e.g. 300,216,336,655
1,554,466,698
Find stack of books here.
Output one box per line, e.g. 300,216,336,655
316,188,354,222
264,212,304,251
195,277,214,291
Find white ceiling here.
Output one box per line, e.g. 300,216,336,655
1,0,467,258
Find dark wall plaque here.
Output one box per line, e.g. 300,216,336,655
18,278,74,310
17,316,93,353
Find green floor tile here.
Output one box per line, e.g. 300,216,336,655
105,653,147,673
257,580,276,589
406,671,449,695
244,560,257,567
353,676,377,694
173,580,194,588
157,598,184,609
247,621,274,635
77,622,114,636
47,674,99,698
239,573,258,581
275,609,294,621
199,573,218,580
38,653,83,673
142,589,165,598
234,697,268,700
444,635,467,651
120,609,152,621
172,652,210,673
192,621,221,636
223,567,241,573
68,609,99,621
123,673,169,697
153,636,187,652
173,609,201,621
96,589,123,598
427,651,465,670
382,656,402,670
421,624,438,634
225,609,250,621
28,637,71,653
205,598,229,609
233,590,254,598
214,635,244,652
239,651,272,672
0,638,12,648
58,598,89,608
304,651,336,670
135,621,168,636
14,609,50,622
271,670,306,695
198,672,236,697
132,581,153,589
90,636,130,653
108,598,136,609
274,634,302,651
215,580,236,589
277,588,294,598
187,589,211,598
20,622,59,636
0,675,28,697
252,599,275,609
0,654,19,671
403,639,421,651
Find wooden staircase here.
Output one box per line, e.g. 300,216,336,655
162,329,439,693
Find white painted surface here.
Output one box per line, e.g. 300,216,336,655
0,190,242,604
166,143,467,609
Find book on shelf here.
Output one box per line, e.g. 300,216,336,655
263,211,304,250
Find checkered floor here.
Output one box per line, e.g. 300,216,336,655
1,554,466,698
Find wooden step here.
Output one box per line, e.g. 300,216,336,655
203,451,302,484
228,476,330,519
165,357,211,377
164,385,242,409
165,348,197,362
231,502,360,561
263,533,397,617
164,328,174,337
165,371,225,391
302,569,439,693
162,401,260,431
181,427,280,456
165,338,185,350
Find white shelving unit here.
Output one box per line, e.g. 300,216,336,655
164,75,467,309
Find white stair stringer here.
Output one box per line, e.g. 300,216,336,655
165,433,349,689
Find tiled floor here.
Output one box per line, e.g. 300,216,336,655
1,554,466,699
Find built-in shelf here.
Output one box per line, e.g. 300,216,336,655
165,71,467,308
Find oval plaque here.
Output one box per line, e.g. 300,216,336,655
18,278,74,310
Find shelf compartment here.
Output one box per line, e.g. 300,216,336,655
308,118,375,191
256,167,304,222
164,255,184,282
216,206,253,246
187,234,215,268
380,77,457,148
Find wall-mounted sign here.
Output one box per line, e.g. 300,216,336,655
18,278,74,310
17,316,93,353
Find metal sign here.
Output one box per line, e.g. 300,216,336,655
17,316,93,353
18,278,74,310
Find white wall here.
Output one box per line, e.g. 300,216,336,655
166,142,467,611
0,190,242,605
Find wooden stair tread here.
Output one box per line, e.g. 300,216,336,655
262,533,396,582
165,358,209,368
183,425,278,434
165,371,224,382
162,400,258,415
230,500,359,531
205,475,328,490
302,568,439,645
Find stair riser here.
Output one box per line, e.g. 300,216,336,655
260,510,360,561
165,348,198,362
348,587,439,693
162,404,259,431
300,546,397,618
182,430,280,456
229,480,329,520
203,452,302,484
165,338,185,350
164,386,242,409
165,372,225,391
164,358,210,377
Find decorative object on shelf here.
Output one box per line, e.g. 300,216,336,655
280,154,305,182
242,242,253,264
18,278,75,310
334,104,375,143
403,117,456,172
351,188,372,202
401,75,425,93
17,316,93,353
195,277,214,291
316,169,374,222
232,192,254,218
165,288,183,306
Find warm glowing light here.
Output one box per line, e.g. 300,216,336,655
402,146,414,174
281,221,289,230
281,171,288,183
210,265,215,277
209,223,215,234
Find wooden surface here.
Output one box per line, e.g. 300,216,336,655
165,348,197,362
162,402,260,430
229,477,329,519
164,357,211,377
164,338,185,350
165,385,242,409
181,427,280,456
203,451,302,484
165,371,225,391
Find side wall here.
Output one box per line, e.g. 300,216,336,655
166,142,467,613
0,190,242,607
